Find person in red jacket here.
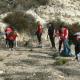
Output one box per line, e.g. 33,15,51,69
58,24,71,56
7,31,17,50
36,21,43,47
5,25,14,47
58,24,64,53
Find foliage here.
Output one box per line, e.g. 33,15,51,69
3,11,37,35
48,19,80,44
54,58,68,65
36,0,49,5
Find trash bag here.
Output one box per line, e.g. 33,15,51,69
77,52,80,62
60,49,72,57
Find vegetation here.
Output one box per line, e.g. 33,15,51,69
49,19,80,45
54,58,68,65
3,11,37,35
3,12,80,41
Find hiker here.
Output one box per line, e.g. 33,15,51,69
7,31,17,50
35,21,43,47
58,24,71,56
5,25,14,47
47,22,56,48
58,24,64,53
73,32,80,60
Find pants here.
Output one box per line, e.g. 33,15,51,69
59,39,63,52
6,39,9,47
37,33,42,44
75,40,80,59
63,39,71,56
49,34,55,48
8,40,14,48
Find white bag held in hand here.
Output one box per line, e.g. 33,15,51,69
77,52,80,62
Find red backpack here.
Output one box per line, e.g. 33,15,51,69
37,24,43,33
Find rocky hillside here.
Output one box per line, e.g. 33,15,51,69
0,0,80,24
36,0,80,23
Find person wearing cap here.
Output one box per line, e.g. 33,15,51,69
74,32,80,59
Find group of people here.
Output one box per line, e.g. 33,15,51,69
5,25,17,50
1,21,80,60
35,21,80,60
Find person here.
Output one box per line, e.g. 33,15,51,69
47,22,56,48
7,31,17,50
63,26,71,56
58,24,71,56
5,25,14,47
73,32,80,60
58,24,64,53
36,21,43,47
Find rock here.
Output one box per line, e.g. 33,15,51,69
0,70,4,75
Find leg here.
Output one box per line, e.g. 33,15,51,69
37,33,42,45
49,35,55,48
8,40,14,50
6,39,8,47
64,39,71,55
75,41,80,59
59,39,63,52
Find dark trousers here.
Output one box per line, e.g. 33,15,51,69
37,33,42,44
49,35,55,48
6,39,9,46
8,40,14,48
59,39,63,52
75,40,80,59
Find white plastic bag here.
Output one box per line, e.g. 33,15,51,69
77,52,80,62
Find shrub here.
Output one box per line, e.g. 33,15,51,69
36,0,49,5
3,11,37,35
54,58,68,65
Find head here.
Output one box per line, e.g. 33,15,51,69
37,21,41,25
47,22,52,27
64,26,68,28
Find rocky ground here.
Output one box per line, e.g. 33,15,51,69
0,42,79,80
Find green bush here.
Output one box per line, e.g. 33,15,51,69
54,58,68,65
3,11,37,35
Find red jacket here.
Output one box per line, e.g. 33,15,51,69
5,26,14,34
63,27,68,39
37,24,43,33
7,32,17,41
59,26,68,40
5,26,14,40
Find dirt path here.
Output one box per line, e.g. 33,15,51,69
0,47,79,80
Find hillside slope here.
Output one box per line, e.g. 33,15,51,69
0,0,80,23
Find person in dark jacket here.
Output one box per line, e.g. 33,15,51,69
47,22,56,48
74,32,80,60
